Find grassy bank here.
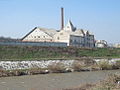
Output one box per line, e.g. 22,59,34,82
0,45,120,60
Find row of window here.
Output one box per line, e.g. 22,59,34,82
28,36,47,38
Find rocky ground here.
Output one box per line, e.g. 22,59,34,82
0,58,119,77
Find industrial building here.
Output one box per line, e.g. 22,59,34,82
22,8,95,48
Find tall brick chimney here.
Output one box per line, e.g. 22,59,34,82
61,7,64,30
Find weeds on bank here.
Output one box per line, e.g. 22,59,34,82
97,60,112,70
48,62,66,73
64,74,120,90
92,74,120,90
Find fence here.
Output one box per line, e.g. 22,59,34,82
0,41,67,47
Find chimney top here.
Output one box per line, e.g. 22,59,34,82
61,7,64,30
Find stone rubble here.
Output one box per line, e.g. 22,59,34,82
0,60,74,70
0,59,119,70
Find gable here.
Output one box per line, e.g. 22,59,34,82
63,20,76,32
22,27,53,41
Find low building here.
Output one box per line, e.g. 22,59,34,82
95,40,107,48
22,20,95,48
54,20,95,47
113,43,120,48
21,7,95,48
22,27,57,42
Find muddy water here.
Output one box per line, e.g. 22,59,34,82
0,70,120,90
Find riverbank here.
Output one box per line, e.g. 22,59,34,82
0,70,119,90
1,45,120,60
0,58,120,77
64,73,120,90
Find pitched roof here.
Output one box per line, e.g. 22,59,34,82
71,29,84,36
21,27,57,40
37,27,57,37
21,27,37,40
63,20,76,31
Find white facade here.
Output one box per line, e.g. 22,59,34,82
22,27,56,42
113,43,120,48
22,20,95,48
95,40,107,48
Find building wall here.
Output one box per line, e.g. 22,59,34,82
0,41,67,47
53,31,95,48
22,28,53,42
69,35,84,47
53,30,70,46
22,24,95,48
95,40,107,48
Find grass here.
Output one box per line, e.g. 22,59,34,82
0,45,120,60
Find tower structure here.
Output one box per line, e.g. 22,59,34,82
61,7,64,30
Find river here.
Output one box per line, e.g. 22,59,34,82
0,70,120,90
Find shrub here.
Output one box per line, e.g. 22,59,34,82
115,60,120,68
48,62,66,73
97,60,112,70
27,68,49,75
0,69,8,77
72,60,85,71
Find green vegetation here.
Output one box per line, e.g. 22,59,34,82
0,45,120,60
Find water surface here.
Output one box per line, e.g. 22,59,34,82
0,70,120,90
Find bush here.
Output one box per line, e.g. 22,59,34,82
27,68,49,75
72,60,85,71
48,62,66,73
115,60,120,68
97,60,112,70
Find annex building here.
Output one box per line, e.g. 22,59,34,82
22,8,95,48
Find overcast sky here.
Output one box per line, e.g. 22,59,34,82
0,0,120,44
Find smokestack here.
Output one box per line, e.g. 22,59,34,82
61,7,64,30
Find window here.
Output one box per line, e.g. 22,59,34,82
70,39,72,43
74,40,77,43
57,37,60,40
38,36,40,38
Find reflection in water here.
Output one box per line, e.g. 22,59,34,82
0,70,120,90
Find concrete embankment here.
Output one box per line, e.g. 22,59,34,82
0,59,119,77
0,59,120,70
0,60,74,70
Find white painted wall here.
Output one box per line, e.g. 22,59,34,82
22,28,53,42
54,30,70,46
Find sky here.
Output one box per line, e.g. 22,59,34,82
0,0,120,44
